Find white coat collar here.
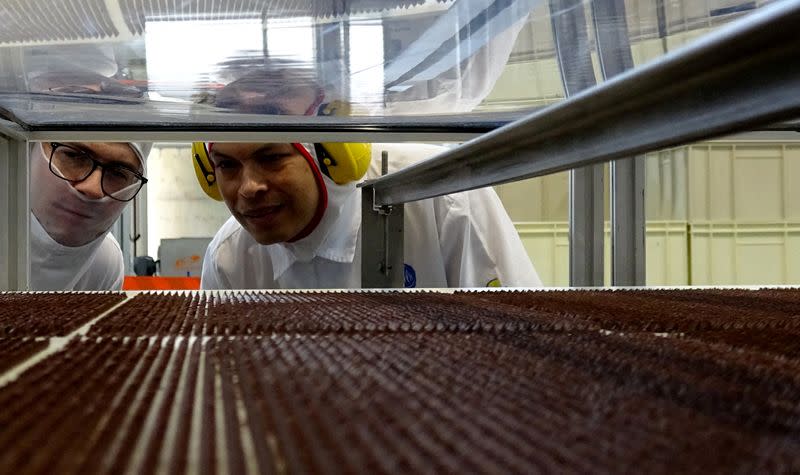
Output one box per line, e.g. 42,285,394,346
267,175,360,280
30,211,108,290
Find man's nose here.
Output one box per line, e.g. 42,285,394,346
239,166,269,198
72,168,105,199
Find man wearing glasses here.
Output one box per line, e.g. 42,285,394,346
30,141,151,290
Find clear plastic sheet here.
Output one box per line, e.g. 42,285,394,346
0,0,774,129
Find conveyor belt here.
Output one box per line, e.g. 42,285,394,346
0,292,125,336
88,291,560,337
1,289,799,474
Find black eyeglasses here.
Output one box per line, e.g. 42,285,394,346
47,142,148,202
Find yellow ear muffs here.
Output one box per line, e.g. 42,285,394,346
314,142,372,185
191,142,222,201
314,100,372,184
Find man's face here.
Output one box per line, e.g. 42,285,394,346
31,142,141,247
209,143,321,245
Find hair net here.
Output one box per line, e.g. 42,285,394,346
128,142,152,168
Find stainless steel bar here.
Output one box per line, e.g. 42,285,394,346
365,1,800,207
592,0,646,286
12,119,799,144
610,156,646,285
22,129,483,143
0,136,11,290
8,116,798,144
1,106,521,143
569,165,604,286
0,136,29,290
550,0,604,287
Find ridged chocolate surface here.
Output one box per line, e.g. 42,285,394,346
0,338,47,373
1,289,799,474
0,292,125,336
88,291,574,336
458,288,800,357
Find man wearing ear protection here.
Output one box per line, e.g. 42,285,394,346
197,63,540,289
29,141,151,290
198,140,540,289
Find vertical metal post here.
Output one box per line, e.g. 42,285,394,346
136,171,149,259
593,0,647,285
360,151,404,288
550,0,604,286
0,136,30,290
568,166,605,286
609,158,646,284
131,197,140,259
655,0,669,53
115,201,136,274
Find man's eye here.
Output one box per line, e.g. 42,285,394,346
216,160,238,170
259,153,290,164
62,150,88,160
107,168,132,180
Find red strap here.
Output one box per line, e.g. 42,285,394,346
287,143,328,242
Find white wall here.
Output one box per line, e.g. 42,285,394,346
145,144,232,259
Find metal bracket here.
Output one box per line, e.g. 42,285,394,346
360,150,405,288
361,185,404,288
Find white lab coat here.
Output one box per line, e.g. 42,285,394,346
30,212,125,291
201,143,541,289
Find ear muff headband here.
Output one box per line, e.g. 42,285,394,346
192,142,222,201
288,143,328,242
192,103,371,199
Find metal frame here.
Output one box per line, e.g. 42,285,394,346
18,129,484,144
364,1,800,204
0,105,526,143
0,135,29,290
550,0,604,287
